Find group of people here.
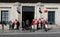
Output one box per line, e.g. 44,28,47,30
8,18,48,32
30,18,48,32
8,19,20,30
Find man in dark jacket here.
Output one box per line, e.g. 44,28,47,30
16,21,20,30
12,19,20,30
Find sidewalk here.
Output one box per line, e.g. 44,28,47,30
0,24,60,35
46,24,60,29
46,24,60,32
0,28,60,35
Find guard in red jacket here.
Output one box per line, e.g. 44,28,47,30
30,19,35,32
30,19,37,32
44,20,48,32
34,19,37,30
31,20,35,26
37,19,41,29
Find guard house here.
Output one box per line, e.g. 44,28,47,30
0,2,60,29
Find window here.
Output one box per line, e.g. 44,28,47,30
1,10,9,24
48,11,55,24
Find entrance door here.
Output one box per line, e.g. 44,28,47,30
22,6,34,29
48,11,55,24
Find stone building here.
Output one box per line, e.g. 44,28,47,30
0,0,60,29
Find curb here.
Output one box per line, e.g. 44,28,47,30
0,32,60,35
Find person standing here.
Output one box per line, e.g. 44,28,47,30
37,18,41,29
22,20,25,31
44,20,48,32
8,20,12,30
15,19,20,30
12,19,17,30
25,19,29,29
30,19,35,32
12,19,20,30
16,21,20,30
34,19,37,30
40,18,44,29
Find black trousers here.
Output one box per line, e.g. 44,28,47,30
37,24,39,29
43,26,47,32
41,24,43,29
12,24,20,30
12,24,14,29
16,24,20,29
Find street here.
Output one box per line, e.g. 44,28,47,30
0,33,60,37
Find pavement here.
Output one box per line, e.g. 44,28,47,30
0,25,60,37
0,24,60,35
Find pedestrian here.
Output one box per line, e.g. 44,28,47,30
8,20,12,30
34,19,37,30
44,20,48,32
30,19,35,32
22,20,25,31
25,19,29,30
17,21,20,30
12,20,16,30
37,18,41,29
12,22,14,30
40,18,43,29
15,19,20,30
12,19,20,30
